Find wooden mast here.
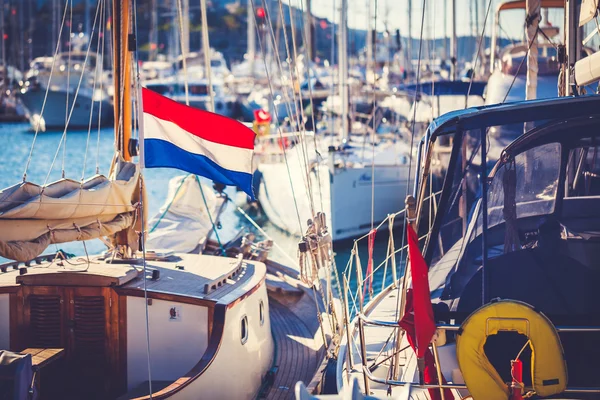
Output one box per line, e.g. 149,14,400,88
112,0,132,161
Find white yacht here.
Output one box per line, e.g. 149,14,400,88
19,35,112,131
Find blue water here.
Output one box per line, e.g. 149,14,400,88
0,122,406,294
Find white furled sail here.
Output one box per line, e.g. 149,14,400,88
580,0,599,27
146,174,223,253
0,160,139,261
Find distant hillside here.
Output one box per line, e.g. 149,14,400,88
5,0,501,70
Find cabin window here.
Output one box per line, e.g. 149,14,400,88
259,301,265,326
240,315,248,344
566,143,600,197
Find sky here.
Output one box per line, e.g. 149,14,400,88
294,0,566,40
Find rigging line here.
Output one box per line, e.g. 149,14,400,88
250,0,304,233
502,26,539,104
138,178,153,399
130,1,152,396
62,0,73,178
296,0,325,213
276,0,318,217
232,200,299,268
44,0,103,186
370,0,379,232
193,177,225,255
261,0,315,213
176,0,223,255
22,0,69,181
274,0,315,195
394,0,427,325
465,0,493,108
82,0,105,180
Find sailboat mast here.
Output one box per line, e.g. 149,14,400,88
366,0,372,79
525,0,539,100
181,0,189,55
339,0,349,141
112,0,133,161
407,0,412,72
0,0,5,94
150,0,158,61
564,0,581,95
305,0,313,61
450,0,457,80
200,0,214,111
247,0,255,77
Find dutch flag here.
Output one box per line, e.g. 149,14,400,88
141,88,256,200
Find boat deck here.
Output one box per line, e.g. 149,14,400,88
267,299,320,399
0,253,261,307
264,264,329,400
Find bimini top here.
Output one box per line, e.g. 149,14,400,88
428,95,600,140
497,0,564,11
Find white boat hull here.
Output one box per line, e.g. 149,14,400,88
19,88,113,130
256,148,411,241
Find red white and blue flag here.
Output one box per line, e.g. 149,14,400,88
141,88,256,199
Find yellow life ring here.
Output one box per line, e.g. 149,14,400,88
456,300,567,400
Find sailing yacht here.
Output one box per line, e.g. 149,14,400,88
0,1,337,399
19,34,113,131
335,94,600,400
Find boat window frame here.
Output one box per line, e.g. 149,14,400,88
259,300,265,326
240,315,249,345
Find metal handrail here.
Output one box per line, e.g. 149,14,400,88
354,313,600,395
359,313,600,333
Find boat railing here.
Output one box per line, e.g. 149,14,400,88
353,313,600,396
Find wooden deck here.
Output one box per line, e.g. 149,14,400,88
266,299,320,400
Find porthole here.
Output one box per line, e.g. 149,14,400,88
240,315,248,345
259,300,265,326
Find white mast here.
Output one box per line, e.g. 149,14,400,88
247,0,255,77
525,0,540,100
407,0,412,72
450,0,457,80
85,0,90,38
366,0,372,81
181,0,189,55
339,0,349,140
200,0,214,111
150,0,158,61
305,0,313,61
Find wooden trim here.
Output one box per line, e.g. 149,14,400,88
117,292,128,395
130,303,227,400
9,291,21,350
0,285,19,294
226,278,265,309
114,288,217,308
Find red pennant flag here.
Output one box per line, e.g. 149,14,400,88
399,225,453,400
363,228,377,299
402,224,436,357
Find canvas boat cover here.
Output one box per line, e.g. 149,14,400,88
0,160,139,261
146,174,224,253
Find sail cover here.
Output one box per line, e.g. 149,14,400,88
146,174,224,253
0,160,139,261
